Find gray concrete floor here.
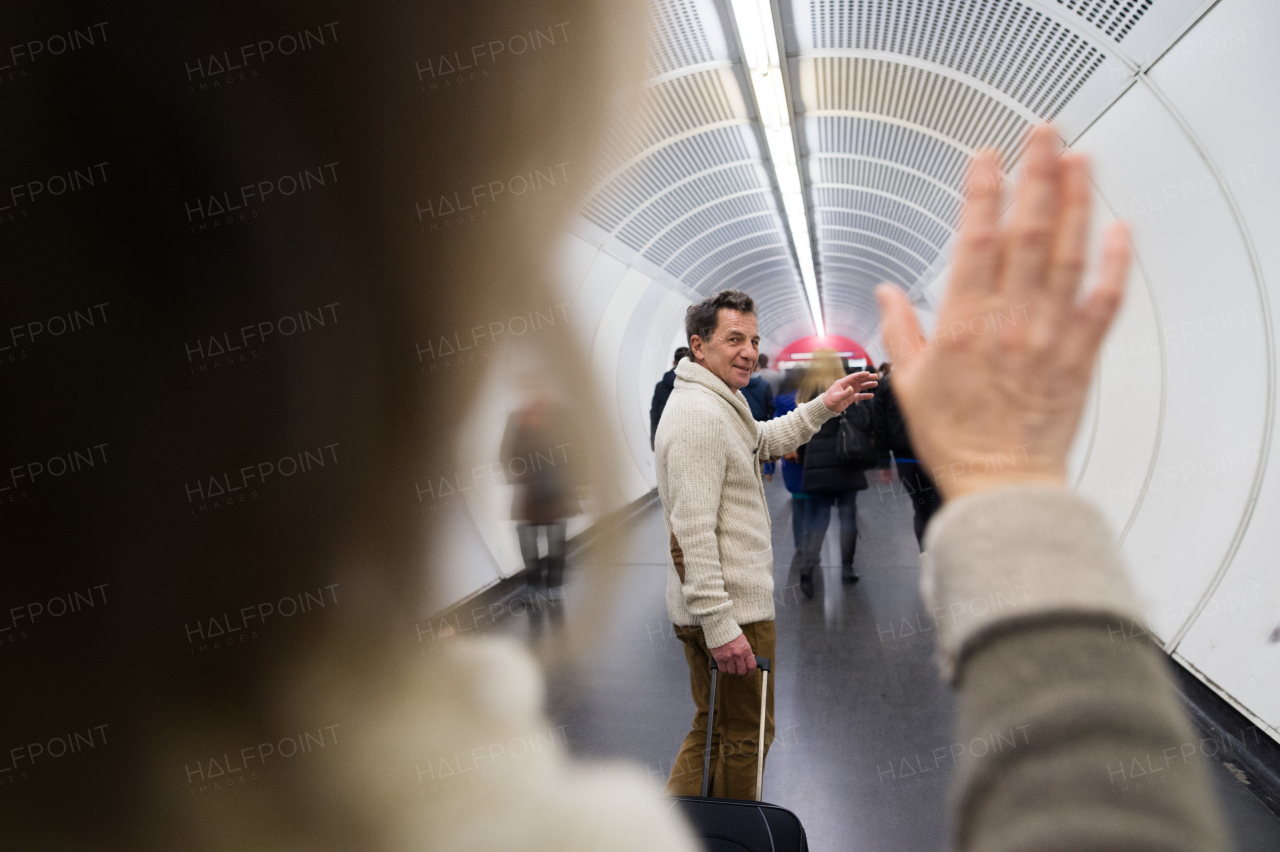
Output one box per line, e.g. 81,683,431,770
491,475,1280,851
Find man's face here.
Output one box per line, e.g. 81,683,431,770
690,308,759,391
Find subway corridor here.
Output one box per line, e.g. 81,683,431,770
492,475,1280,852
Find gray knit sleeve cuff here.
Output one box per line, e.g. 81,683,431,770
920,485,1147,683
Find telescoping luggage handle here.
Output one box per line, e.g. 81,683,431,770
703,656,771,801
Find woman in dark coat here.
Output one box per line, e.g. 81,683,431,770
796,350,872,597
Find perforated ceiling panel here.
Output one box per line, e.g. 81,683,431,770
579,0,817,346
1056,0,1154,43
787,0,1120,343
809,0,1105,119
648,0,718,76
811,59,1032,154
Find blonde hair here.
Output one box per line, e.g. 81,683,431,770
797,348,846,403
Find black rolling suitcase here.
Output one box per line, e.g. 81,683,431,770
673,656,810,851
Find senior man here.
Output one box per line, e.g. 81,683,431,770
655,289,876,798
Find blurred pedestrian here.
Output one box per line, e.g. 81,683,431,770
755,352,782,394
795,350,875,595
500,374,584,589
650,347,691,448
872,362,941,547
740,356,775,421
763,368,809,574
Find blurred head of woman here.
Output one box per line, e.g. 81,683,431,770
4,1,656,850
797,348,845,403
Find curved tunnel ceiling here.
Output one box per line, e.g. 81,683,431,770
788,0,1155,342
578,0,1200,346
578,0,817,346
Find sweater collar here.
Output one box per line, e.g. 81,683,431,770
674,358,756,429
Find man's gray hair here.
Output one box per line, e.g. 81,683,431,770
686,289,756,345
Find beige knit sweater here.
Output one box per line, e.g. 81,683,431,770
654,358,836,648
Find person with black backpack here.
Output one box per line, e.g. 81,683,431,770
872,362,942,547
795,350,879,596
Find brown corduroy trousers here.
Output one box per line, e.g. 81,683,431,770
665,619,776,799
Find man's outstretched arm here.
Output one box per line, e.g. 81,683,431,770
756,372,877,458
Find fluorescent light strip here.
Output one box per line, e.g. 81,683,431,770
729,0,825,337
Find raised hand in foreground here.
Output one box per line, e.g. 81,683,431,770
877,125,1130,500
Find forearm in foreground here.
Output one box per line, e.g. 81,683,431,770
949,619,1230,852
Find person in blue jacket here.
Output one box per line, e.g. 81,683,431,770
740,360,774,421
763,367,807,574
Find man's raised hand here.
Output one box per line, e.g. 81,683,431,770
822,371,878,413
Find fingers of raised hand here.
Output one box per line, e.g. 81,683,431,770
1001,126,1063,302
1046,153,1093,301
1065,220,1130,369
951,149,1005,300
876,284,926,364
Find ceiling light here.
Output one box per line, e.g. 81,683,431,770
729,0,825,337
